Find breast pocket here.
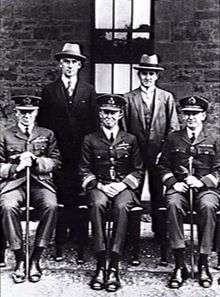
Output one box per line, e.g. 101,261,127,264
33,143,47,156
197,147,215,156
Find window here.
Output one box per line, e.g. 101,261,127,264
93,0,154,94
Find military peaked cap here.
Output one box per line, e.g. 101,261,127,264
180,95,209,112
97,94,126,111
12,95,42,110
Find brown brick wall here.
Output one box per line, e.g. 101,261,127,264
154,0,220,132
0,0,219,133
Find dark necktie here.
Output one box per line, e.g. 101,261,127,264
190,132,195,143
67,80,73,97
25,126,30,138
110,132,114,143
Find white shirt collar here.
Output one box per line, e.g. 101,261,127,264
141,85,156,94
186,126,203,139
18,123,34,135
102,125,119,141
61,74,77,89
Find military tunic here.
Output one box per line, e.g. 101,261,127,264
0,125,61,250
158,128,220,254
79,129,144,254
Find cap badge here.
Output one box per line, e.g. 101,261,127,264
108,97,115,105
188,97,196,105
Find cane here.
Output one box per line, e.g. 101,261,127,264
24,128,31,278
25,165,31,278
188,156,195,278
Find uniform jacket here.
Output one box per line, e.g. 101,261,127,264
123,87,180,165
79,130,144,193
0,125,61,194
37,79,98,165
157,128,220,193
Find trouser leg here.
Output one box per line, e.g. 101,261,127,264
0,189,24,250
31,186,58,248
112,189,137,256
166,190,188,250
196,192,219,255
89,189,108,253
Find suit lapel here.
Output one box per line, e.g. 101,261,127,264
132,88,147,130
150,88,162,127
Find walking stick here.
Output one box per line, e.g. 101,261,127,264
25,165,31,278
25,129,31,278
188,156,195,278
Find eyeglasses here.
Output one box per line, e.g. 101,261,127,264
183,111,201,116
140,71,157,76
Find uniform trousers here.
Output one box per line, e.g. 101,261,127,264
88,188,138,256
0,181,57,250
166,189,220,254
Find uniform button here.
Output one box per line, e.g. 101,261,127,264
109,146,113,149
190,146,194,149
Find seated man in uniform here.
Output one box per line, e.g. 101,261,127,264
158,95,220,288
0,95,61,283
79,94,144,292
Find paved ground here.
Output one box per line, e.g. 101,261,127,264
1,223,220,297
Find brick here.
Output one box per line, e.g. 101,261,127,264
154,22,170,41
34,27,60,40
25,48,51,61
204,70,220,82
195,0,219,11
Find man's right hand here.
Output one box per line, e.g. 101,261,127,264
173,182,189,193
16,152,36,172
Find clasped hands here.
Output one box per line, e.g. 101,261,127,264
98,182,127,198
16,151,37,172
173,175,204,193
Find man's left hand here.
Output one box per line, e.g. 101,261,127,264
109,182,127,196
184,175,204,188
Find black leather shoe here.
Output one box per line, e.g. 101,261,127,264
55,246,64,262
29,260,42,283
198,265,213,288
105,267,121,292
169,266,188,289
90,266,106,290
12,261,26,284
0,250,6,268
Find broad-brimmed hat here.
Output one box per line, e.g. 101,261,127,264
97,94,126,111
180,95,209,112
12,95,42,110
55,43,87,61
134,54,164,71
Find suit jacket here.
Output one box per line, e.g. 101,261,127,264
157,128,220,193
37,79,97,166
0,125,61,194
79,129,144,193
123,87,180,166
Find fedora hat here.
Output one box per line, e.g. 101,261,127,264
55,43,87,61
134,54,164,71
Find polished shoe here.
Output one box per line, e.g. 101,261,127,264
198,265,213,288
29,260,42,283
105,267,121,292
55,247,64,262
12,261,26,284
169,266,188,289
0,251,6,268
90,266,106,290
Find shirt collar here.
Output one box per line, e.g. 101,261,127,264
61,74,77,89
186,126,203,139
102,125,119,140
18,123,34,135
141,85,156,94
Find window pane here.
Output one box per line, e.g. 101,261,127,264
95,0,113,28
133,0,151,29
113,64,130,94
132,65,140,90
132,32,150,39
95,64,112,93
115,0,131,29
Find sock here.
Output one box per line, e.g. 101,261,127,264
173,248,185,268
109,252,120,269
31,247,44,261
198,253,208,267
14,249,25,262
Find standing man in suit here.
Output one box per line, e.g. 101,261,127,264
37,43,97,261
0,95,60,283
79,94,144,292
158,96,220,288
123,54,180,237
